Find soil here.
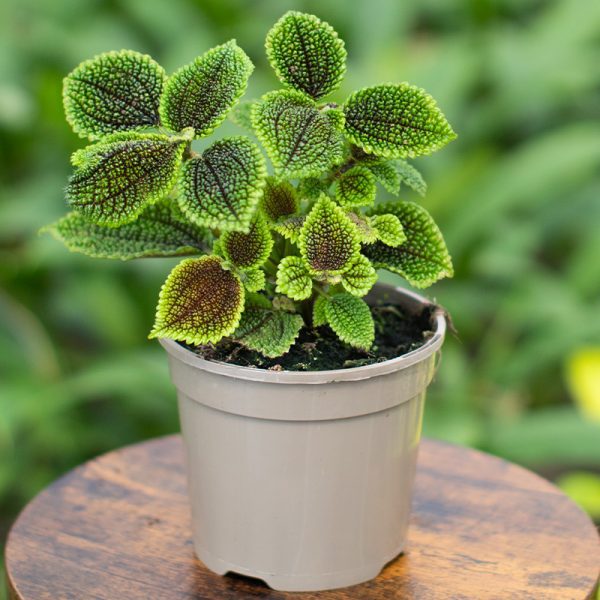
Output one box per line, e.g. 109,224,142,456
187,301,437,372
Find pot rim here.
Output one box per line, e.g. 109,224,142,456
159,284,446,385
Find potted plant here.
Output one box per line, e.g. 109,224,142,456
45,11,456,592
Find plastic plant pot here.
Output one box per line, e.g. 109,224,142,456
159,283,446,592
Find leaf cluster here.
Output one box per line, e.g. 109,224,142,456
47,11,456,359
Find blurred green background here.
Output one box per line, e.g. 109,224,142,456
1,0,599,591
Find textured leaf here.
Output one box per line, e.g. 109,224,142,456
298,177,328,200
366,160,401,195
229,100,256,132
323,107,346,131
150,255,244,344
252,90,344,179
299,195,360,275
266,11,346,100
364,202,453,288
334,165,377,208
347,211,377,244
43,201,209,260
396,160,427,196
233,306,303,357
343,84,456,158
341,254,377,297
178,136,266,232
369,214,406,247
220,214,273,269
312,295,328,327
276,255,313,300
63,50,166,140
66,132,187,226
240,268,266,292
260,177,298,222
324,293,374,350
272,216,305,243
160,41,253,136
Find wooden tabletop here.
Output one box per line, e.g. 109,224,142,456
5,435,599,600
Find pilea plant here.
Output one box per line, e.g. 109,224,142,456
46,11,456,359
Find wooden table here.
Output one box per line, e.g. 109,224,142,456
5,435,599,599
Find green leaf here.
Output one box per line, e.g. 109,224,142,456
298,177,328,200
276,255,313,300
347,211,377,244
234,306,303,357
160,40,253,136
365,160,401,195
220,214,273,269
240,268,266,292
368,213,406,247
43,200,209,260
312,295,328,327
396,160,427,196
272,216,305,243
150,255,244,345
341,254,377,297
265,11,346,100
66,132,187,226
228,100,256,132
63,50,166,140
260,177,299,222
334,165,377,208
178,136,266,232
299,195,360,275
364,202,453,288
252,90,344,179
343,84,456,158
324,293,374,350
322,107,346,131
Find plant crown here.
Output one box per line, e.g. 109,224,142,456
47,11,456,358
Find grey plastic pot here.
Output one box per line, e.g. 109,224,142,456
159,283,446,592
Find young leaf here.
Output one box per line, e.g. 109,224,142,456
347,211,377,244
228,100,256,132
364,202,453,288
334,165,377,208
312,294,328,327
63,50,166,140
298,177,328,200
272,216,305,243
343,84,456,158
178,136,266,232
160,40,253,137
265,11,346,100
240,268,266,292
150,255,244,345
233,306,303,357
341,254,377,297
220,214,273,269
252,90,344,179
366,160,401,195
260,177,298,222
324,293,374,350
396,159,427,196
368,214,406,247
43,201,209,260
66,132,187,226
276,255,313,300
299,195,360,275
322,107,346,131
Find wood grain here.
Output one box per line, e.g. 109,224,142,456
5,435,599,599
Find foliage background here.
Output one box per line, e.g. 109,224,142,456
1,0,599,593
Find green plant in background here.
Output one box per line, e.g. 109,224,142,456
46,11,455,357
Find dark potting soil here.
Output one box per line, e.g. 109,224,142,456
187,302,438,372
